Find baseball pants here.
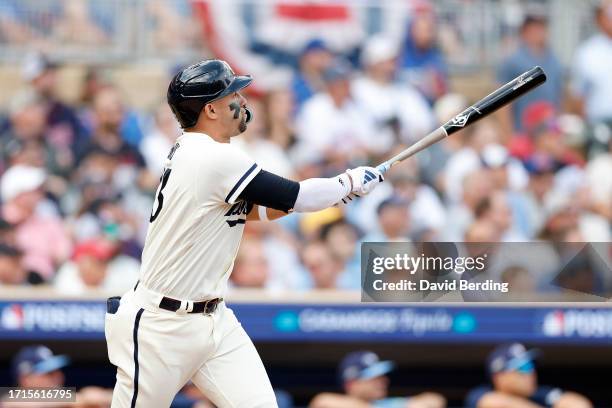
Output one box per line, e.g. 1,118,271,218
105,284,278,408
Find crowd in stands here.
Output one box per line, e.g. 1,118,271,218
0,0,610,297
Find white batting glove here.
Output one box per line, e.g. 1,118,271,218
345,166,384,196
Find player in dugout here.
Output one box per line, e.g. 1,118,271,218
465,343,592,408
310,350,446,408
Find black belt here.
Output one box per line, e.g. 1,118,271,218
159,296,223,314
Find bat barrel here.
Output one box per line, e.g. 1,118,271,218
375,66,547,174
442,66,547,136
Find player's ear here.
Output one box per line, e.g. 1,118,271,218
203,103,217,119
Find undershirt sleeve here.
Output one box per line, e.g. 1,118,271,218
238,170,300,213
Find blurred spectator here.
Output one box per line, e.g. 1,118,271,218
465,220,502,243
53,0,109,46
300,240,343,289
231,238,270,288
0,217,17,245
53,238,139,295
465,343,592,408
20,53,88,156
78,86,146,163
474,190,527,242
0,244,28,285
398,5,449,103
12,345,69,388
9,345,112,408
570,0,612,125
291,39,334,111
363,196,411,242
1,165,71,281
353,35,434,149
584,137,612,220
519,154,557,237
141,103,181,175
0,0,36,45
235,98,295,178
321,219,361,289
294,59,376,173
497,6,564,135
445,169,494,241
146,0,201,52
79,84,144,149
348,161,445,239
442,120,527,203
310,350,446,408
1,90,73,176
501,266,537,294
265,89,296,150
510,102,584,167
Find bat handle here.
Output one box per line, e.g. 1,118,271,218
377,162,392,174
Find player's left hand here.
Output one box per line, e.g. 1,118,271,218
345,166,384,196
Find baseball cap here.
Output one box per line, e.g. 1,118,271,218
301,38,329,55
1,165,46,202
524,153,556,175
487,343,539,377
12,346,70,378
480,144,510,169
73,239,116,262
338,351,395,383
22,52,58,82
361,35,399,67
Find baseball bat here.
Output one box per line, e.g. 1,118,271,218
377,66,547,174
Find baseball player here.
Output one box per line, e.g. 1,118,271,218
465,343,592,408
104,59,385,408
310,350,446,408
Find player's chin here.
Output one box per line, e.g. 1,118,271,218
238,118,248,134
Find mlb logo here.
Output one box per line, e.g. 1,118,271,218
1,304,24,330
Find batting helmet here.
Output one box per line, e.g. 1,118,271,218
167,59,253,129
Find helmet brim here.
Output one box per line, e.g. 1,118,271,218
213,75,252,102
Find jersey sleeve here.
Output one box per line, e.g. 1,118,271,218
198,143,262,205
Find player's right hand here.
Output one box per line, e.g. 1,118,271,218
345,166,384,195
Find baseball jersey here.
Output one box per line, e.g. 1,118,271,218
139,132,261,300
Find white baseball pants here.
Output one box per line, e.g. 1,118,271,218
105,284,278,408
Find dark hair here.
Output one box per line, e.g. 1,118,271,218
0,244,22,258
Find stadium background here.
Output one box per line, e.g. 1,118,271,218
0,0,610,406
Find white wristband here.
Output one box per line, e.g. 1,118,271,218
258,205,269,221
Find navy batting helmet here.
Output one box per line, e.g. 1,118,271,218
167,59,253,129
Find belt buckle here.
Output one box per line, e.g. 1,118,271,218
203,299,212,315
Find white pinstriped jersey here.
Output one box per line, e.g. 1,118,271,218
139,132,261,300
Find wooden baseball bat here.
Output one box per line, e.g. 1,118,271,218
377,66,547,174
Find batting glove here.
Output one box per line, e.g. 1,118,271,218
345,166,384,196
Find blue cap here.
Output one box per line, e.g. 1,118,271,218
487,343,539,377
302,38,329,55
339,351,395,383
12,346,70,378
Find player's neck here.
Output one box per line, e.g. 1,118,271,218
185,125,231,143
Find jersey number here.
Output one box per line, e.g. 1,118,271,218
150,168,172,222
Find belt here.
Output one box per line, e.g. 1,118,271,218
159,296,223,314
